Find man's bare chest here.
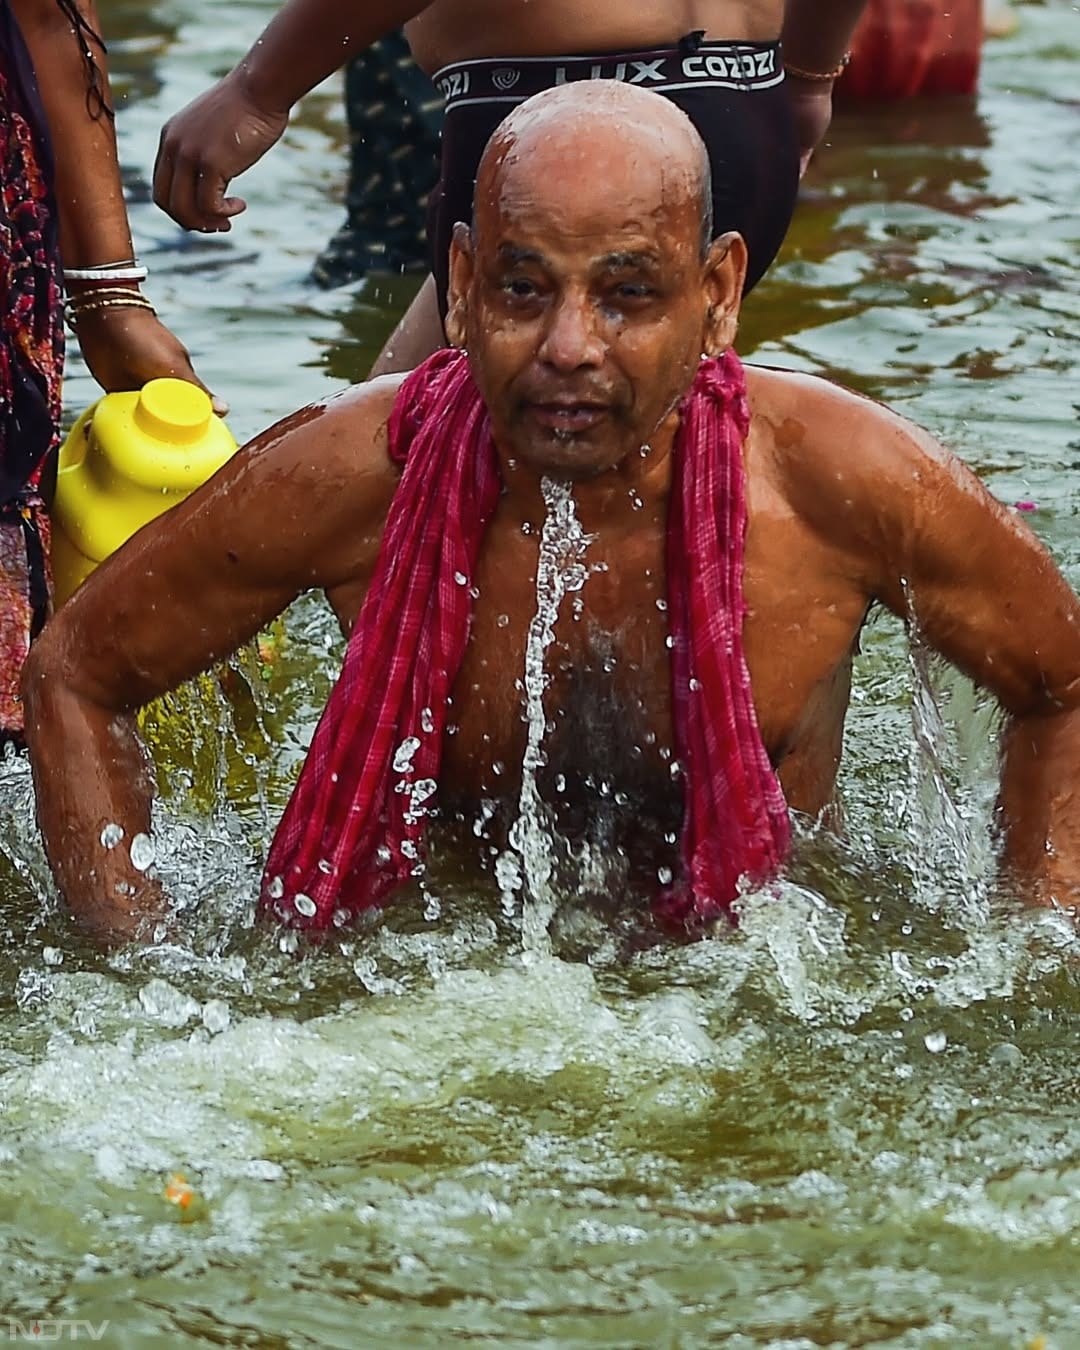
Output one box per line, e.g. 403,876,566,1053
441,511,676,815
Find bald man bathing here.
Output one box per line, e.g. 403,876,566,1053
28,84,1080,943
153,0,871,370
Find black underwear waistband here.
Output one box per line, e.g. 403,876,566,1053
433,40,784,111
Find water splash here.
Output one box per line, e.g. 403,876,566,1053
502,477,595,957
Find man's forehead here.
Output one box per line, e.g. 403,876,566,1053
476,167,699,263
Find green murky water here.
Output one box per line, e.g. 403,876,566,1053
2,3,1078,1345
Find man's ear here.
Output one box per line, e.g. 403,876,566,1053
702,231,747,356
445,222,474,349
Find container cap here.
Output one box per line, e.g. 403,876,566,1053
134,378,212,444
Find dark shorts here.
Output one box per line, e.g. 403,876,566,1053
428,37,800,315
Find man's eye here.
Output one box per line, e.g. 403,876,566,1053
503,277,538,298
614,283,655,301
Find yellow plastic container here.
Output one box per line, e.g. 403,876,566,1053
52,378,237,606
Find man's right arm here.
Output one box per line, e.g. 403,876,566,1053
153,0,433,232
23,379,402,941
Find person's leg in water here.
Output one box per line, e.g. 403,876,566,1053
313,31,443,289
370,37,800,379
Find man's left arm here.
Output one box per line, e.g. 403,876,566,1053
788,378,1080,909
781,0,870,173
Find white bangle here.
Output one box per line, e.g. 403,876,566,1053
63,263,148,283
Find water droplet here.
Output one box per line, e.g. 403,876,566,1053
664,831,677,845
129,832,156,872
201,999,231,1034
411,778,437,803
655,597,668,612
657,866,673,885
42,946,63,967
421,706,435,733
400,839,419,860
100,823,124,850
495,850,522,892
279,931,299,955
496,613,510,628
392,737,421,773
294,893,317,918
665,634,675,648
924,1031,947,1054
267,875,284,900
332,908,350,928
689,677,702,692
317,858,334,875
453,571,468,586
989,1041,1022,1069
375,844,393,865
491,760,504,776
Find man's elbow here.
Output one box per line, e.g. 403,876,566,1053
21,614,103,748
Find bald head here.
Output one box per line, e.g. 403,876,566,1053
473,82,713,260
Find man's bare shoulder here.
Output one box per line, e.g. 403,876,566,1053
244,372,407,499
743,362,965,541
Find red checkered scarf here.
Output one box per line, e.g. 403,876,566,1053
262,346,789,932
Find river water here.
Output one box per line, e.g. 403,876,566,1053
2,3,1079,1345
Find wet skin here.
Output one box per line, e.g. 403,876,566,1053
404,0,783,71
26,87,1080,940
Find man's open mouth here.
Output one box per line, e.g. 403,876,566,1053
527,402,608,434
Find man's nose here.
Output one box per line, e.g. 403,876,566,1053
537,290,605,372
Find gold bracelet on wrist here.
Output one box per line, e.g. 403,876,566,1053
65,287,147,307
65,295,157,330
784,51,852,82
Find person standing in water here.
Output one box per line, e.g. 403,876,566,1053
312,32,443,289
0,0,216,742
153,0,872,371
25,83,1080,944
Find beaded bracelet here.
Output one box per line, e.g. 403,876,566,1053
784,52,852,82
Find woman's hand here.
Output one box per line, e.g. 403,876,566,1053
73,305,227,415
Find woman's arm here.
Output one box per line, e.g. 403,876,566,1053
10,0,219,402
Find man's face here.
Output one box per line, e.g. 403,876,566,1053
453,138,720,480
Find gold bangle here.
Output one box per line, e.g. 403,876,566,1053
65,287,147,308
784,51,851,82
65,296,157,328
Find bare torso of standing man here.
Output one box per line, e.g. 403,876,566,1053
405,0,782,72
